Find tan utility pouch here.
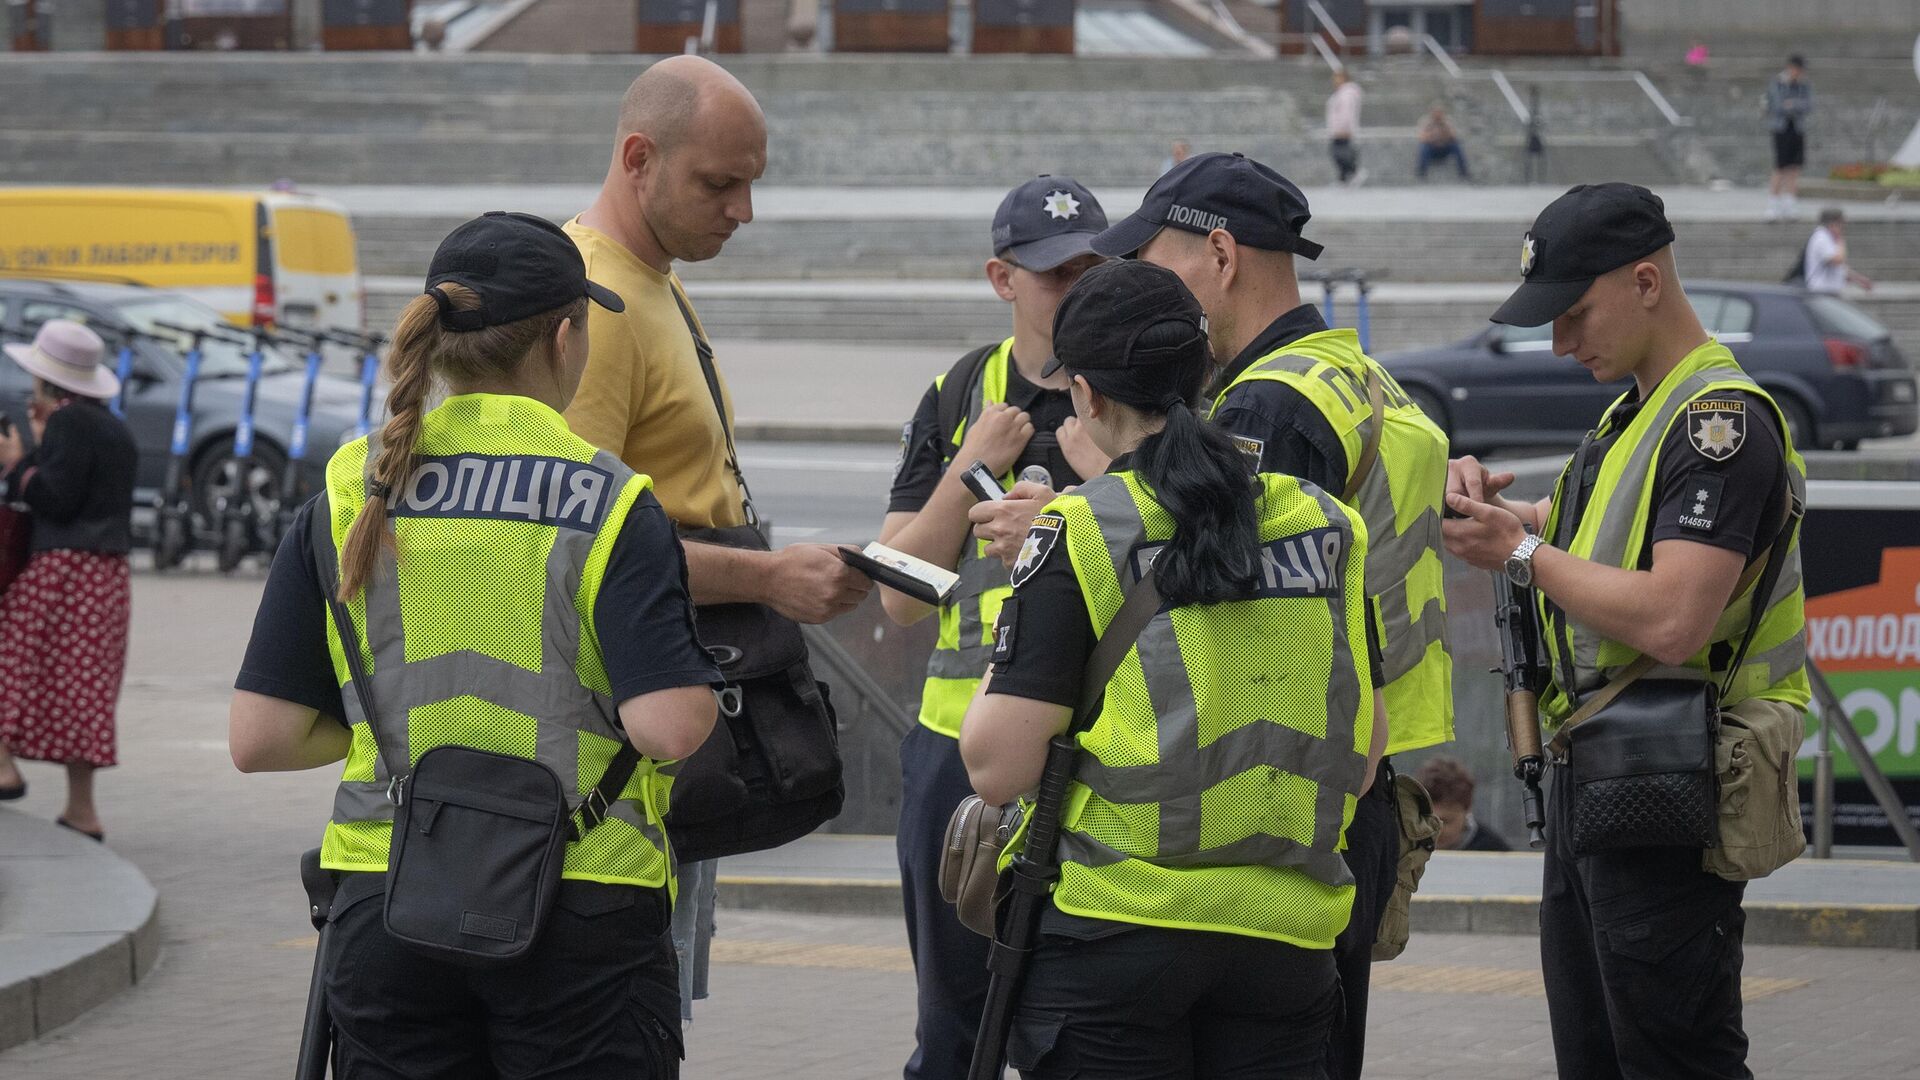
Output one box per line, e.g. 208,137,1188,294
1373,772,1443,961
1702,697,1807,881
940,795,1022,937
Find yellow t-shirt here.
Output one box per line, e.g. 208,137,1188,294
563,218,746,529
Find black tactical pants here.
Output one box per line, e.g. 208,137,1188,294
1540,766,1752,1080
1007,911,1339,1080
1325,763,1402,1080
321,873,683,1080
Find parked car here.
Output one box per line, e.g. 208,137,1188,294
1380,282,1918,455
0,280,372,530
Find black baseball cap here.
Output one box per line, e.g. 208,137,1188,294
1092,152,1323,261
991,176,1109,272
1490,183,1677,328
426,211,624,332
1041,260,1207,378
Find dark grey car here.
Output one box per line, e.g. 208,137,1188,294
0,280,370,527
1379,282,1918,455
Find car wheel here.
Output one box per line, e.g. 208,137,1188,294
1406,386,1451,439
1775,395,1817,453
192,437,287,528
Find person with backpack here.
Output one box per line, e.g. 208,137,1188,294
229,212,720,1077
961,259,1387,1078
873,174,1109,1080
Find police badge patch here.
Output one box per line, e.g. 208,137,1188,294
1688,400,1746,460
893,421,914,482
1232,434,1266,471
1010,513,1065,589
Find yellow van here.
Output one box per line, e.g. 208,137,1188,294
0,187,363,332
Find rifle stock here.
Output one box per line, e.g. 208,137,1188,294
968,733,1079,1080
1492,570,1549,849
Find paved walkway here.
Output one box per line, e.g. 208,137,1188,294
3,570,1919,1078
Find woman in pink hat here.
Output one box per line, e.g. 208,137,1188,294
0,319,139,841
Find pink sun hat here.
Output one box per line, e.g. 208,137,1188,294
3,319,120,400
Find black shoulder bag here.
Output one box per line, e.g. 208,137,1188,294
1550,500,1796,859
666,286,845,862
317,517,643,966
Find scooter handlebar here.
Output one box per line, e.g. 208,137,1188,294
151,320,254,348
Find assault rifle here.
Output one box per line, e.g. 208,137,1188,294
1492,557,1549,850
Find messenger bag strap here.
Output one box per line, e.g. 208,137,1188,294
1341,366,1386,504
1072,567,1162,732
670,283,758,527
1546,498,1796,758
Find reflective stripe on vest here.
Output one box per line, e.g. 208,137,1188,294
919,338,1015,738
1211,328,1455,754
1035,470,1374,947
314,394,677,891
1537,341,1811,723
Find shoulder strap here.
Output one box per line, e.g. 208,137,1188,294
1341,366,1385,503
669,284,757,526
1547,496,1798,756
936,342,1000,463
1072,568,1162,730
312,497,643,840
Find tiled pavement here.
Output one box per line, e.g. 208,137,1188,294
3,573,1919,1079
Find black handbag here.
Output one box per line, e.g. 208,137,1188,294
321,566,642,967
665,287,844,863
1549,504,1795,860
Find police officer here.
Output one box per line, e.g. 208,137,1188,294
961,260,1388,1080
1091,151,1454,1079
875,174,1110,1080
229,212,720,1077
1443,184,1808,1080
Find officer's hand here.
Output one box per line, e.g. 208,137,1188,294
766,544,873,624
1446,455,1517,506
1441,492,1528,571
1056,417,1111,481
970,480,1055,568
954,403,1035,477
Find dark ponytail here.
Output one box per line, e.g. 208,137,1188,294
1132,400,1262,606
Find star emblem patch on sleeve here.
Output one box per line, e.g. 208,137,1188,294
1010,513,1065,589
1687,399,1746,460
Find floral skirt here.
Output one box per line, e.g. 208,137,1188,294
0,550,130,767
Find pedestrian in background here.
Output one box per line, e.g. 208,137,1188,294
875,174,1108,1080
1802,208,1874,294
1416,104,1470,181
1765,55,1812,221
1326,69,1365,186
1160,139,1191,175
962,259,1386,1080
0,320,136,842
1413,755,1511,852
565,54,873,1027
230,212,716,1077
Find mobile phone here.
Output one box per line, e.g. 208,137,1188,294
960,460,1006,502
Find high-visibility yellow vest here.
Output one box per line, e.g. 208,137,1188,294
314,393,677,892
1538,341,1810,723
918,338,1017,739
1211,328,1454,755
1011,470,1376,948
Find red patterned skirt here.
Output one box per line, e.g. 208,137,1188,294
0,550,130,767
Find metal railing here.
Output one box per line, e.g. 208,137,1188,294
1418,32,1461,78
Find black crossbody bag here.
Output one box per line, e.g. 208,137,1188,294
666,287,845,862
319,540,643,966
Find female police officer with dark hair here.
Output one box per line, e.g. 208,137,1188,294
229,212,719,1078
961,259,1388,1080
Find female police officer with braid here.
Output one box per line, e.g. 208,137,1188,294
229,212,719,1078
961,260,1388,1080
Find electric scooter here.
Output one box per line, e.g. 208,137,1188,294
269,327,329,551
215,323,276,572
150,321,238,570
109,339,136,419
343,330,387,438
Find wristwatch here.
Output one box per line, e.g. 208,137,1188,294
1504,534,1543,588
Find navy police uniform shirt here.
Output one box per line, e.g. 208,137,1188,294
985,453,1386,707
1207,304,1352,495
235,490,720,723
889,349,1080,513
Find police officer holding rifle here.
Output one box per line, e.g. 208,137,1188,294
1443,183,1809,1080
